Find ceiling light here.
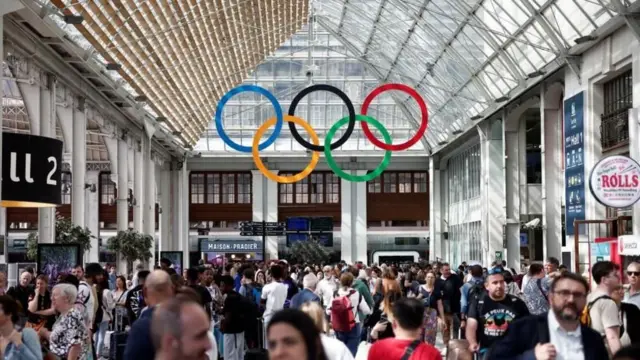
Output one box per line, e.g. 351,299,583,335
526,70,546,78
105,63,122,71
494,95,510,103
63,15,84,24
452,129,463,135
471,115,483,121
574,35,597,44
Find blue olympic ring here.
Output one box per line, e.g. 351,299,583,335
214,85,283,152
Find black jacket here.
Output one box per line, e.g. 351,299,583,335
487,314,608,360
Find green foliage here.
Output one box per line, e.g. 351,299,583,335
26,215,94,261
106,230,153,272
289,239,331,265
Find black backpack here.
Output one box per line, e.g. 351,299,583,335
465,282,486,315
620,302,640,343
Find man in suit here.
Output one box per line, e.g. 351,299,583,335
488,272,608,360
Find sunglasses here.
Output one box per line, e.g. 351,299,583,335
627,271,640,276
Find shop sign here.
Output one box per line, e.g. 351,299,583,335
1,133,63,207
564,92,585,235
199,239,263,253
619,235,640,256
589,155,640,208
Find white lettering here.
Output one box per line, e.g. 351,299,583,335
25,154,34,183
46,157,57,185
9,152,20,182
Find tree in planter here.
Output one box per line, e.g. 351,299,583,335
289,239,331,265
106,230,153,274
26,215,94,261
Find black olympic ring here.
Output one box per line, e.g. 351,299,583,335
287,84,357,152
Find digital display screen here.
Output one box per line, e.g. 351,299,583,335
310,217,333,231
286,217,310,231
314,233,334,247
286,233,309,247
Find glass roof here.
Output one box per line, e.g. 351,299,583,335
44,0,633,150
196,24,427,154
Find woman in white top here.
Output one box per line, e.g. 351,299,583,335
301,302,354,360
327,273,372,356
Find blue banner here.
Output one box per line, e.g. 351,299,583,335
564,92,585,235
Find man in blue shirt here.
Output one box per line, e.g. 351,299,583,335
290,273,321,309
124,270,174,360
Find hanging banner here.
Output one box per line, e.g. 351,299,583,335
564,92,585,235
199,239,263,253
2,133,63,207
589,155,640,208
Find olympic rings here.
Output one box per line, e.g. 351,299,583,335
325,115,392,182
214,83,429,184
215,85,283,152
361,83,429,151
252,115,320,184
288,84,357,152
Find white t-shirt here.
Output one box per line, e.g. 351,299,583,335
75,281,95,328
261,281,288,323
317,277,338,308
321,334,354,360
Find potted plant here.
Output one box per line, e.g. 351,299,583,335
106,229,153,274
26,215,94,261
289,239,331,265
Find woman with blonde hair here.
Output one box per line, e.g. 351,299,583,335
301,302,353,360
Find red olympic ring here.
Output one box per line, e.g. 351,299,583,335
360,83,429,151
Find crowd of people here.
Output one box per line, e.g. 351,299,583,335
0,257,638,360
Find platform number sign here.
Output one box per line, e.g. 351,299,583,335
2,133,63,207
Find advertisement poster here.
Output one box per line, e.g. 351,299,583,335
589,155,640,208
564,92,585,235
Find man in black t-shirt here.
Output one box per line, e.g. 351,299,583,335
466,268,529,355
186,267,213,320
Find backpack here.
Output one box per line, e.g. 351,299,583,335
465,282,486,315
620,302,640,343
331,290,357,332
580,295,614,328
244,283,263,309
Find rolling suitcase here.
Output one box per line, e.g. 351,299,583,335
108,309,128,360
244,317,267,360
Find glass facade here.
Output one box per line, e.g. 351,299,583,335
447,144,481,205
448,221,482,266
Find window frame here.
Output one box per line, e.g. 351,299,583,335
99,172,116,205
189,172,252,205
278,172,341,204
367,171,428,194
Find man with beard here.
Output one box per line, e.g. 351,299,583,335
151,297,212,360
488,272,608,360
466,267,529,356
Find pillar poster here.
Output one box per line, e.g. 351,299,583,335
564,92,585,235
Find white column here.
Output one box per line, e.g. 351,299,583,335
85,170,100,262
504,120,521,270
481,119,506,267
117,136,129,231
180,164,190,268
133,142,143,232
251,170,279,260
160,169,172,252
429,157,441,261
38,74,56,244
541,85,563,261
71,98,86,229
144,147,156,267
340,170,367,264
630,49,640,237
629,107,640,237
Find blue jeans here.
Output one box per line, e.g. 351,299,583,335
94,321,109,356
336,323,361,356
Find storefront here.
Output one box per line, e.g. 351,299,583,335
198,238,264,265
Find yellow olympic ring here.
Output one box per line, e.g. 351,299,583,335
252,115,320,184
